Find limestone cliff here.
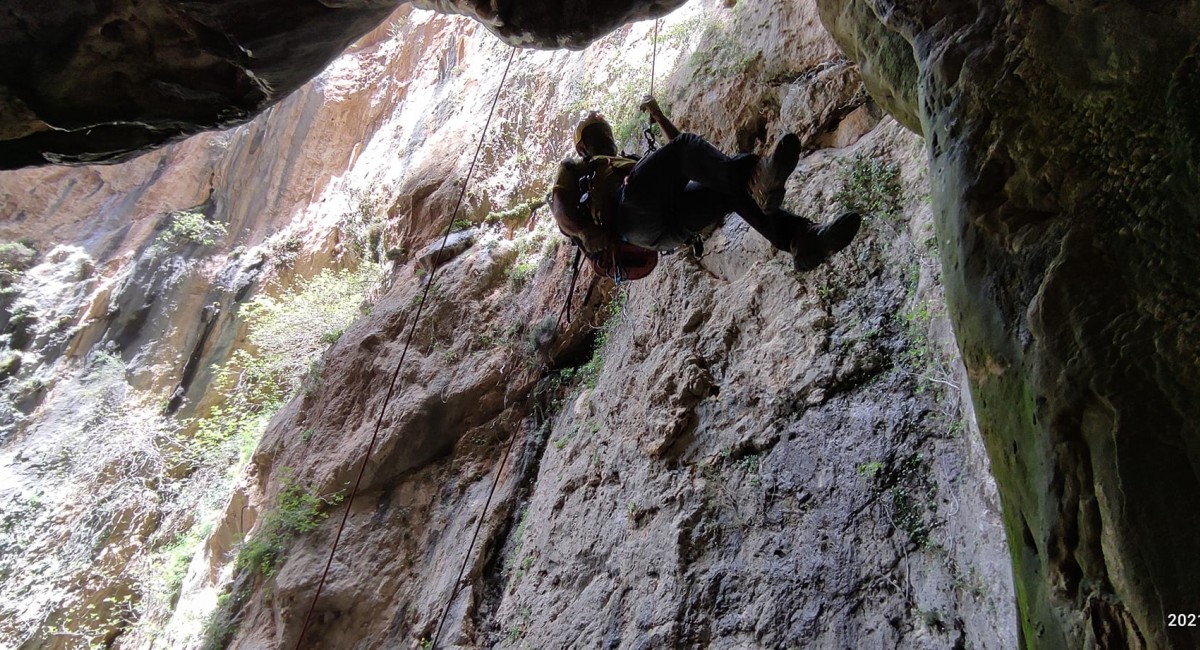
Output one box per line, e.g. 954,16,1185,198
0,0,679,169
0,2,1015,649
817,1,1200,647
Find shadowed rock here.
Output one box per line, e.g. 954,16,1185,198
817,1,1200,647
411,0,686,49
0,0,682,170
414,228,475,274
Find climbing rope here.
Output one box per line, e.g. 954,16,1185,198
642,18,661,153
429,410,522,646
556,247,585,328
293,46,518,650
650,18,659,99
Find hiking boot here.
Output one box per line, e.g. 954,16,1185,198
791,211,862,272
749,133,802,214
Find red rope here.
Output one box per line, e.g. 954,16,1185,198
292,45,518,650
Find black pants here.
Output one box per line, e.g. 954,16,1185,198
616,133,808,252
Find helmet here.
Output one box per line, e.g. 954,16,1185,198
574,111,614,150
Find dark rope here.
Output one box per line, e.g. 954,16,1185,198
293,46,518,650
429,415,521,647
557,246,584,328
650,18,659,99
643,19,661,154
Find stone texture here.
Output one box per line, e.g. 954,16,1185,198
0,0,399,168
817,1,1200,647
201,4,1014,649
0,0,680,169
411,0,687,49
233,120,1016,649
0,17,419,645
414,228,476,273
0,3,1017,649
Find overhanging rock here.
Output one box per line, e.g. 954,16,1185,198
0,0,682,169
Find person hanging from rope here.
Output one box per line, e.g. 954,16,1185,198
552,96,861,278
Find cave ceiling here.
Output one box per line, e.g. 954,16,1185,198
0,0,682,169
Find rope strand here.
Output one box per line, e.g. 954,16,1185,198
650,18,659,99
292,45,518,650
643,19,662,154
429,415,521,646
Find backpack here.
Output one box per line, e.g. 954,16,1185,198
590,242,658,281
555,155,658,324
559,241,658,325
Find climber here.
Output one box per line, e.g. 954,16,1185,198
551,96,861,278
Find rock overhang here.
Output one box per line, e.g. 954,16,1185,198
0,0,684,170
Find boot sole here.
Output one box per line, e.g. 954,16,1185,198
793,212,861,272
753,134,802,214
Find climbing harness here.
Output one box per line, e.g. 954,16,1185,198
293,46,519,650
558,17,667,323
642,125,659,154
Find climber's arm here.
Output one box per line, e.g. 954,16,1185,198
640,95,681,141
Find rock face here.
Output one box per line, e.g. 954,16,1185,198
817,1,1200,647
0,3,1017,649
207,3,1015,649
0,16,413,646
0,0,678,169
0,0,399,168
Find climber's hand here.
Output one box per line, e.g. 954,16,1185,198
639,94,663,117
